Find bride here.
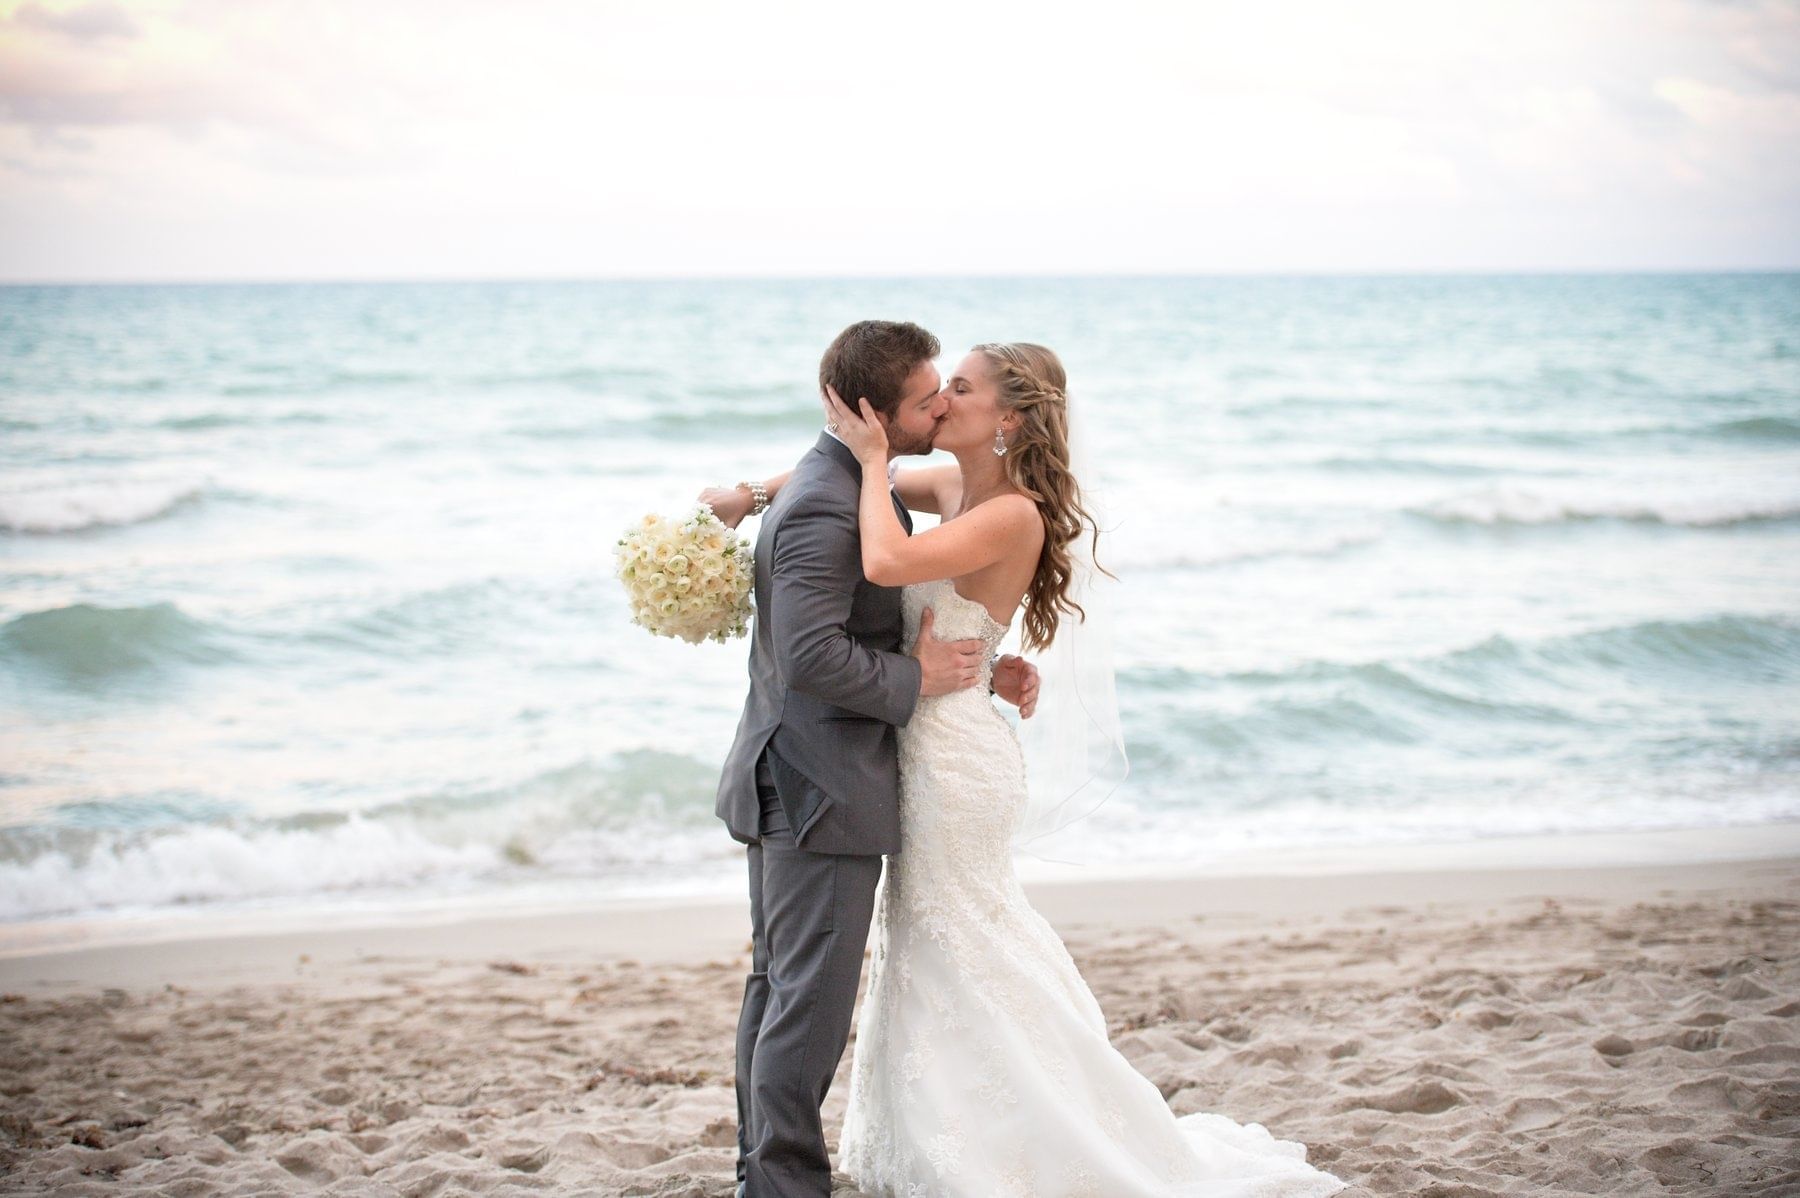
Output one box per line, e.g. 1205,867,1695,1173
760,341,1348,1197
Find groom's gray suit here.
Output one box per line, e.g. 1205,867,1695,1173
718,432,921,1197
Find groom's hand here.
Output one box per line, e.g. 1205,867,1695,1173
912,608,984,696
992,655,1040,718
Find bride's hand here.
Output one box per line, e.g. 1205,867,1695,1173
697,484,750,529
992,654,1040,718
822,385,888,465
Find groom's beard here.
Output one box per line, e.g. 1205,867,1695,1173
885,420,941,457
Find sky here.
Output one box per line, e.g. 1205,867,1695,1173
1,0,1797,282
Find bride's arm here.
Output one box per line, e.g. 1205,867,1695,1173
703,459,955,526
824,388,1039,587
697,471,792,529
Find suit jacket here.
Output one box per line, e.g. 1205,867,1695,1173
715,433,921,855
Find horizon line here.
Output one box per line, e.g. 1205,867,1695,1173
2,264,1798,288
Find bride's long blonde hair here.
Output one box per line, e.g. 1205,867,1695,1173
972,342,1107,652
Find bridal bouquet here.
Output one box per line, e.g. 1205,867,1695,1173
615,506,753,644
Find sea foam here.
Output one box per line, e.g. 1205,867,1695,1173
0,479,206,534
1415,484,1800,528
0,817,500,921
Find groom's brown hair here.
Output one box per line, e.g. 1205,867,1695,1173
819,320,940,418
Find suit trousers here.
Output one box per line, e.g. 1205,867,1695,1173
735,749,883,1197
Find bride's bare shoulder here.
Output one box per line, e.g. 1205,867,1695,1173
976,492,1042,533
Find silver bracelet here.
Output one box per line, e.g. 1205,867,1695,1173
739,480,769,516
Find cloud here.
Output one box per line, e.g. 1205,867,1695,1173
1677,0,1800,92
0,1,427,174
0,3,201,132
12,1,138,43
0,0,1795,280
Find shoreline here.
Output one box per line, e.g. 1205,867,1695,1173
5,819,1798,994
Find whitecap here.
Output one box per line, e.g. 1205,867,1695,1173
0,478,206,534
1415,483,1800,528
0,817,500,921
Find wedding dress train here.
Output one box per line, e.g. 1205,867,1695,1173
838,578,1348,1198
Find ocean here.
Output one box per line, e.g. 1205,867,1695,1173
3,274,1797,947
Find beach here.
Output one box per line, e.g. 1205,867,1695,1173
3,824,1797,1196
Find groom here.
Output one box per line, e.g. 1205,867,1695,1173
716,320,1039,1196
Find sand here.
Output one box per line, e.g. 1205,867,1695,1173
2,825,1798,1196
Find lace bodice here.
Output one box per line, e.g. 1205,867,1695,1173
901,577,1010,693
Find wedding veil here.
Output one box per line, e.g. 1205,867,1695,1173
1011,390,1129,849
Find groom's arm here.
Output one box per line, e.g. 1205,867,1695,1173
770,494,922,727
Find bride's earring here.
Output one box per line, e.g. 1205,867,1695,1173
993,427,1007,457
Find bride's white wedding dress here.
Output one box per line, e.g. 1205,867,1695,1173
839,579,1348,1197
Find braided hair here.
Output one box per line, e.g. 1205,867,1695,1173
971,342,1109,652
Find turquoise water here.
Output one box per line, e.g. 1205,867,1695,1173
2,275,1797,934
